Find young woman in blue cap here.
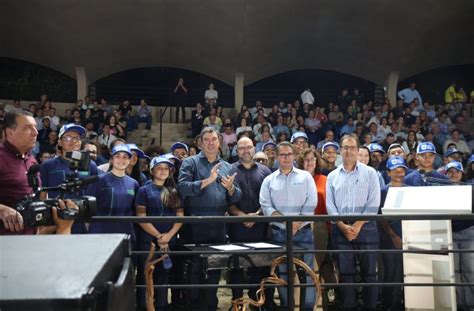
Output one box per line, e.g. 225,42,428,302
88,144,139,237
135,156,183,311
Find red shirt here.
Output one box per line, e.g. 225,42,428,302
0,140,38,234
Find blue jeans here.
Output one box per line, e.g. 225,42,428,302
136,115,152,129
332,221,379,309
271,226,316,309
453,225,474,310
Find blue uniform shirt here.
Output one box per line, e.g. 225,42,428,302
88,172,139,237
135,182,180,242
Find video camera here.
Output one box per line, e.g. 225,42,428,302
13,151,98,228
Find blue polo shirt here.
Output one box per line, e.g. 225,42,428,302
88,172,139,238
135,182,180,242
404,169,448,186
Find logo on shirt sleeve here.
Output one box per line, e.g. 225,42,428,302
127,189,135,196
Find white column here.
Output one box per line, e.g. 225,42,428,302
386,71,399,108
234,72,244,112
75,66,88,101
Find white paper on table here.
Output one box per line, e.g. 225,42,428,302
243,242,282,249
209,244,249,251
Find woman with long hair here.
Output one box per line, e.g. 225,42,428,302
135,156,183,310
88,144,139,237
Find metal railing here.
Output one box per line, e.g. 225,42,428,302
91,213,474,310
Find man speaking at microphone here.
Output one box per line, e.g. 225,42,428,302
0,111,76,235
404,142,448,186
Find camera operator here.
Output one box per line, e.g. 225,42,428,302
39,123,98,234
0,111,76,235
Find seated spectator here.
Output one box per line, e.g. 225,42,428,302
267,104,280,125
273,115,291,137
340,116,356,136
262,141,278,171
37,117,52,144
249,100,265,120
402,130,420,154
4,100,23,114
276,132,289,143
316,130,336,150
39,131,58,155
47,107,60,131
222,124,237,147
443,129,470,157
305,110,322,134
444,82,457,104
71,109,82,125
253,114,273,137
314,106,328,124
203,115,222,132
320,142,339,175
38,151,52,164
98,124,117,149
255,131,274,152
135,99,152,129
235,118,253,137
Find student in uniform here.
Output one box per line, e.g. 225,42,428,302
135,156,183,311
88,144,139,238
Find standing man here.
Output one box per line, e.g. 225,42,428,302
178,127,241,310
260,141,318,310
174,77,188,123
326,135,381,310
397,82,423,108
228,137,274,307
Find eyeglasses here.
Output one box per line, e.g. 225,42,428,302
61,136,81,142
278,153,293,158
341,145,357,151
237,146,253,151
304,158,316,163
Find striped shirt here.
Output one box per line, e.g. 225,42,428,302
326,162,380,215
260,167,317,229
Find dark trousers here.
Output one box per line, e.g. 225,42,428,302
331,222,379,309
188,223,226,310
175,104,186,123
380,231,404,309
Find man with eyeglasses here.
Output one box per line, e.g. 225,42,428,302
260,141,318,310
326,134,381,311
228,137,274,308
39,124,98,233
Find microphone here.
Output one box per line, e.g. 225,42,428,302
59,175,99,190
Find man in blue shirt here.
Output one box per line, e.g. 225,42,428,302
178,127,242,310
326,135,381,310
397,82,423,108
260,141,318,310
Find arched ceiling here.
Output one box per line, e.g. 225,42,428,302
1,0,473,86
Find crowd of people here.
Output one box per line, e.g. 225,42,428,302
0,81,473,311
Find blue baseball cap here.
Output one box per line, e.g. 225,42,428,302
444,148,462,158
322,142,339,152
445,160,463,172
290,131,308,143
111,144,132,157
170,142,189,153
59,124,86,139
386,156,408,170
126,144,145,158
416,142,436,154
150,156,174,170
163,153,181,164
368,143,385,154
262,141,277,150
469,154,474,163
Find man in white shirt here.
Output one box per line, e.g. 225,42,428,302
300,89,315,105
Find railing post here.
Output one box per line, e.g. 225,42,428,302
159,108,163,146
286,219,295,310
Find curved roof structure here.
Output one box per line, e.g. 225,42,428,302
2,0,473,85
